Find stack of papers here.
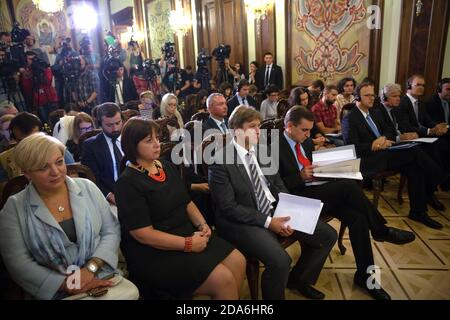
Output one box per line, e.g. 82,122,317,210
311,145,363,180
388,142,417,150
400,137,438,143
273,193,323,234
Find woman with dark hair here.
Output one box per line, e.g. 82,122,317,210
287,87,311,108
336,77,356,116
218,82,234,100
115,118,245,299
247,61,259,85
182,94,201,123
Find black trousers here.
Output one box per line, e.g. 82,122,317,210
297,180,386,278
216,219,337,300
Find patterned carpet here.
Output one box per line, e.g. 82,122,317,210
239,175,450,300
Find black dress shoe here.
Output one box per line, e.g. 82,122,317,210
353,274,391,300
428,196,447,211
373,227,415,244
409,213,443,229
287,277,325,300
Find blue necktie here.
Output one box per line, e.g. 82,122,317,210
220,122,228,133
366,114,381,138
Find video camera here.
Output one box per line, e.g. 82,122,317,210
212,44,231,65
162,42,177,66
79,36,92,55
102,31,122,84
142,58,161,82
197,48,212,69
30,55,50,85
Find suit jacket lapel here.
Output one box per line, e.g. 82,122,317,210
66,177,88,243
98,133,114,177
230,145,258,206
280,133,300,170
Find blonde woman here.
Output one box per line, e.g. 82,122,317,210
160,93,184,139
0,133,139,299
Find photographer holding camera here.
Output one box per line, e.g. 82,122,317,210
19,51,58,123
161,42,182,95
0,44,27,112
212,44,234,87
73,55,99,114
52,36,78,106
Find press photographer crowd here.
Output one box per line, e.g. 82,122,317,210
0,21,449,302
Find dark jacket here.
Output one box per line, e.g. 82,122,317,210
255,64,283,92
227,94,258,117
426,94,449,124
395,95,436,137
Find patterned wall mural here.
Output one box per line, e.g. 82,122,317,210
146,0,174,59
290,0,373,86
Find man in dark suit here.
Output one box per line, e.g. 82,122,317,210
104,66,139,105
344,82,443,229
81,103,124,205
373,83,448,209
227,79,258,117
276,105,415,300
426,78,450,125
209,106,337,300
395,74,450,190
202,93,229,135
256,52,283,92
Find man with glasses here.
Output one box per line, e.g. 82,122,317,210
260,85,280,120
343,82,444,229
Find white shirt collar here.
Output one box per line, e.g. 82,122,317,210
356,105,370,118
210,115,226,128
266,64,273,69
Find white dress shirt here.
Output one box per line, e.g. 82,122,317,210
115,78,124,105
103,133,123,181
232,139,275,228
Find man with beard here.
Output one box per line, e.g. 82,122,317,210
81,103,124,205
311,84,344,146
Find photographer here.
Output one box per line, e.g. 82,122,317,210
215,58,235,87
178,65,195,99
24,34,49,65
73,55,99,114
105,65,138,106
52,36,78,106
19,51,58,123
133,58,162,97
128,39,143,77
0,45,27,112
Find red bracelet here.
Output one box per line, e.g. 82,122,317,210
184,237,193,252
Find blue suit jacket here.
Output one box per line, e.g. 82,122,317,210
81,132,116,196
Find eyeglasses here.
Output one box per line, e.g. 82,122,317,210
361,94,377,98
80,125,94,133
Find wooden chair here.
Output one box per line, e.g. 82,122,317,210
191,111,210,122
154,117,180,143
66,163,96,183
0,174,29,299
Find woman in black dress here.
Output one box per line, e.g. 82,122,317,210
116,118,245,299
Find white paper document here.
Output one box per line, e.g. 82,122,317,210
273,193,323,235
311,145,362,180
401,138,438,143
325,133,343,138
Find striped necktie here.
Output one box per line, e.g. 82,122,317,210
246,152,271,216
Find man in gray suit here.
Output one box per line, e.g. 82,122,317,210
208,106,337,300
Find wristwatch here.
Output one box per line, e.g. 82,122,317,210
86,260,99,274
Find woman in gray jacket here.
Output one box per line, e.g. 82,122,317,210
0,133,138,299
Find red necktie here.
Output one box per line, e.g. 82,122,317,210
295,143,311,167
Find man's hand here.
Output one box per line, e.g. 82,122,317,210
191,183,210,193
400,132,419,141
300,165,317,181
269,216,291,234
371,136,387,151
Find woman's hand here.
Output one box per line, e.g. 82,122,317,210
191,232,208,253
63,268,112,295
198,222,212,238
191,183,210,193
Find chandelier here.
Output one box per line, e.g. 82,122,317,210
169,1,191,36
245,0,273,21
32,0,65,14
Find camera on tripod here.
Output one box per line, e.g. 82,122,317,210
212,44,231,65
142,58,161,82
60,55,81,84
162,42,177,66
197,48,212,69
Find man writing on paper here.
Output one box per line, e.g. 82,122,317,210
275,105,415,300
208,106,337,300
343,82,445,230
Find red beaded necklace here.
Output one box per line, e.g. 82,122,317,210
131,161,166,182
